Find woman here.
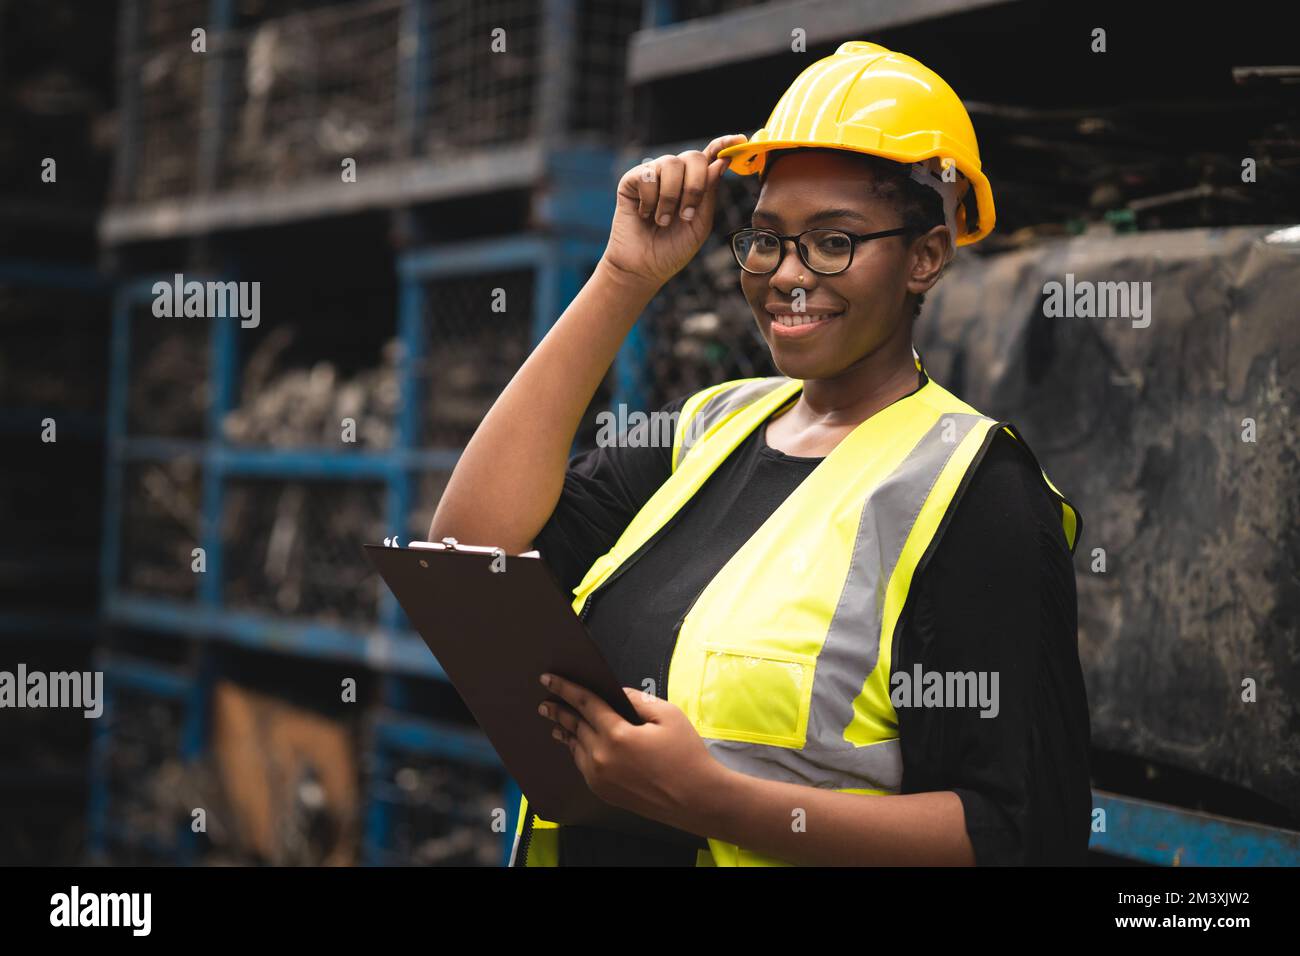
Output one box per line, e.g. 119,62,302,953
430,42,1090,866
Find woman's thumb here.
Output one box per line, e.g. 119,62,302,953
623,685,664,720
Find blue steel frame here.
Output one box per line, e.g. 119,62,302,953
97,233,610,862
102,237,605,648
98,0,633,866
1090,791,1300,866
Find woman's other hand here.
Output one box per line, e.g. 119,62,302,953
538,672,724,835
599,133,748,293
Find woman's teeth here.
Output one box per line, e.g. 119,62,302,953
772,312,836,327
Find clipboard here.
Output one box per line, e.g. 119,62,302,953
363,538,707,849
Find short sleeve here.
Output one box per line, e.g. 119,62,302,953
894,430,1092,865
532,395,690,596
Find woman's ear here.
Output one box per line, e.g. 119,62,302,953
906,225,951,296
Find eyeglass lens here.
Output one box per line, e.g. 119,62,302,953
731,229,855,275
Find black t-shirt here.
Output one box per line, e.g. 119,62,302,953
532,373,1092,865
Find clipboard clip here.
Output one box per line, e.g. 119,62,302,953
419,537,481,552
402,537,540,559
384,536,468,550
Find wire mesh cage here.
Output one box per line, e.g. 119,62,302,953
118,0,646,204
418,0,641,152
213,0,404,191
417,0,540,156
101,682,188,857
222,478,387,623
368,744,506,865
570,0,642,137
409,370,611,533
126,300,211,438
119,457,205,601
420,268,532,448
222,329,401,449
127,0,209,203
629,165,775,411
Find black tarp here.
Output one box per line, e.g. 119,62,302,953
916,225,1300,815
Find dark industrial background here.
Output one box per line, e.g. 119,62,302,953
1,0,1297,866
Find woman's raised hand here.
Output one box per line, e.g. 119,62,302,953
600,133,749,292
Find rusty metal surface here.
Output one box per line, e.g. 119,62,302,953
915,225,1300,813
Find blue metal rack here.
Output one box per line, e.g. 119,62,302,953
97,0,640,864
103,229,609,655
98,222,616,862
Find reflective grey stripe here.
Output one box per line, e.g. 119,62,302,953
703,411,988,794
677,377,793,467
707,737,903,793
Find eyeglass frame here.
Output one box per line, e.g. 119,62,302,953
725,225,910,276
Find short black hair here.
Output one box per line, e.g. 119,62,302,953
757,147,947,320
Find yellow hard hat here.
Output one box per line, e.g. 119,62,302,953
718,40,995,245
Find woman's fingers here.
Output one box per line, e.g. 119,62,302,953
710,157,728,187
540,698,598,754
631,159,659,218
625,134,746,225
678,150,708,222
652,155,685,226
539,699,582,735
540,673,623,736
692,134,746,222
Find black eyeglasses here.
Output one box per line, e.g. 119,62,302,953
727,226,908,276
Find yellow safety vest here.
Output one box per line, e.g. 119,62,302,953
511,355,1080,866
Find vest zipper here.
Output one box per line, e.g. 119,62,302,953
562,419,765,855
660,586,706,699
577,507,692,623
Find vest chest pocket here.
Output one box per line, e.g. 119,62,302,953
696,642,817,748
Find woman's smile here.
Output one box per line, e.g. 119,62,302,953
766,305,843,338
